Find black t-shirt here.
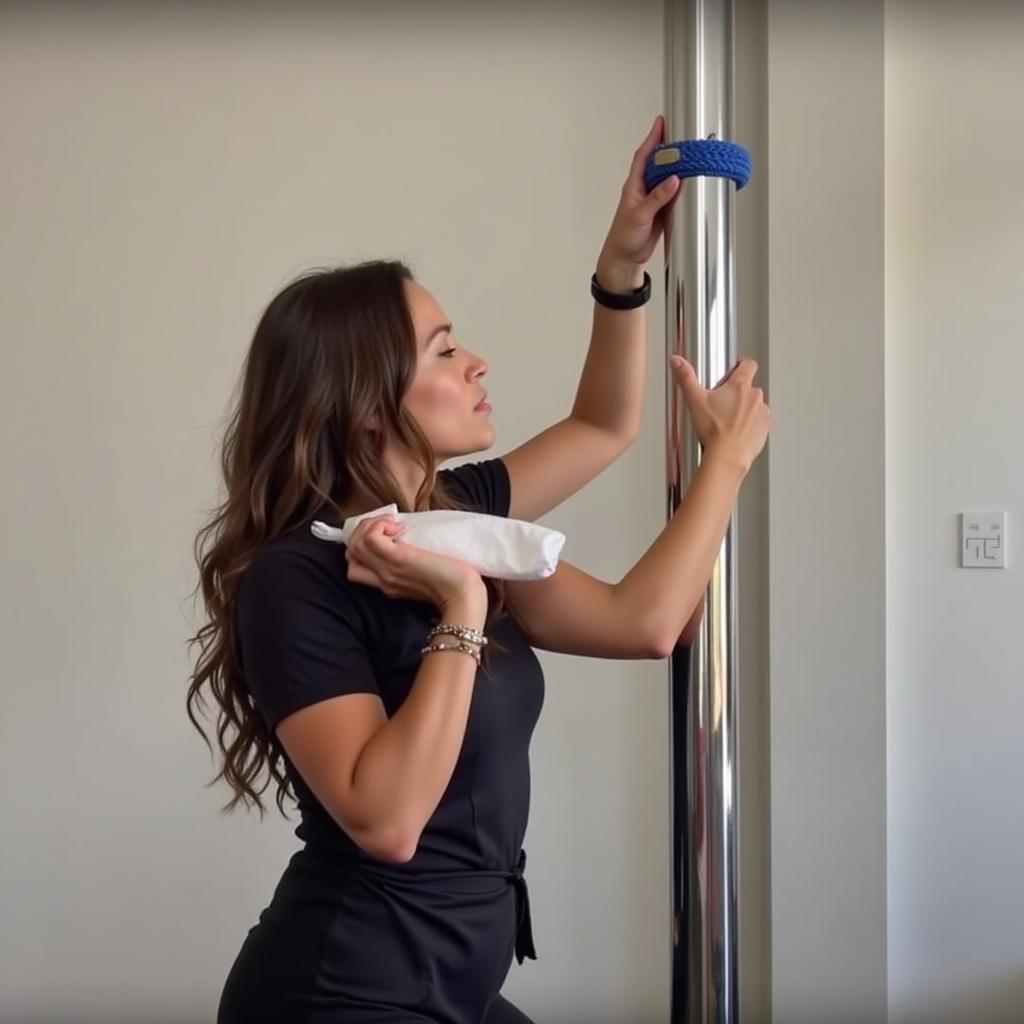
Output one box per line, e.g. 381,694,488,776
233,457,546,871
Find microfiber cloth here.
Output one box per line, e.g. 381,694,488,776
310,505,566,582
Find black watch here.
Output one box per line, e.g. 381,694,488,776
591,270,651,310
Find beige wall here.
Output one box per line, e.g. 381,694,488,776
0,3,771,1022
765,2,1024,1021
885,2,1024,1021
767,1,888,1020
11,2,1020,1024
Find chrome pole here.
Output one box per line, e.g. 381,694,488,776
664,0,739,1021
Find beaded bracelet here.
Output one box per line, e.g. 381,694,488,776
420,639,482,666
428,623,488,647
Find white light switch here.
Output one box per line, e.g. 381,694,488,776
961,512,1007,568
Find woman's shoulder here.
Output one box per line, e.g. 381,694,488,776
237,518,359,605
437,455,510,517
233,517,432,651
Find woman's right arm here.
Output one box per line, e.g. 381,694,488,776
347,587,487,862
276,585,487,864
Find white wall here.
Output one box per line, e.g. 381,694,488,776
0,3,771,1022
767,1,888,1021
11,2,1021,1023
885,2,1024,1021
11,2,1020,1023
766,2,1024,1020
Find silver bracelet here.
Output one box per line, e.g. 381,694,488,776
420,639,481,666
428,623,488,647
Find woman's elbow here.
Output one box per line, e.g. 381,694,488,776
651,611,704,657
378,842,417,864
341,817,419,864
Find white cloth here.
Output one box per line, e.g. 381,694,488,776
310,505,565,582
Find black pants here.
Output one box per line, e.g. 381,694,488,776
219,979,533,1023
483,996,534,1024
217,851,536,1024
293,995,534,1023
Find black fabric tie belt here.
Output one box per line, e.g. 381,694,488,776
316,847,537,965
510,847,537,964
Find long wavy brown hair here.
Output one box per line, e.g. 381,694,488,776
186,259,510,820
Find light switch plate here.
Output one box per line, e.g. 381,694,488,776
961,511,1007,568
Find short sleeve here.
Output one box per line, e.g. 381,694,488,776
438,456,511,518
234,548,380,733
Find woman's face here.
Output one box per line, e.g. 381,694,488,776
401,278,494,460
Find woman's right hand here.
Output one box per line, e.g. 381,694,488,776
343,515,486,612
670,355,772,473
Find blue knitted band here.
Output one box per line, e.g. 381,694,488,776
644,139,752,192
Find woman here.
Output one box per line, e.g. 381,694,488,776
187,115,770,1024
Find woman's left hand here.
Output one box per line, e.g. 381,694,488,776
596,115,682,290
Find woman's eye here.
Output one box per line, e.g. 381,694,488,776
440,347,457,358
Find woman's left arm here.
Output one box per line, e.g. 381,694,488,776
502,116,682,523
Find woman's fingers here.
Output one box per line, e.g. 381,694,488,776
346,516,399,568
346,554,388,593
626,115,665,196
706,357,758,390
713,361,741,389
350,514,400,545
347,514,386,546
346,553,372,583
726,357,758,385
634,174,680,224
347,520,414,598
